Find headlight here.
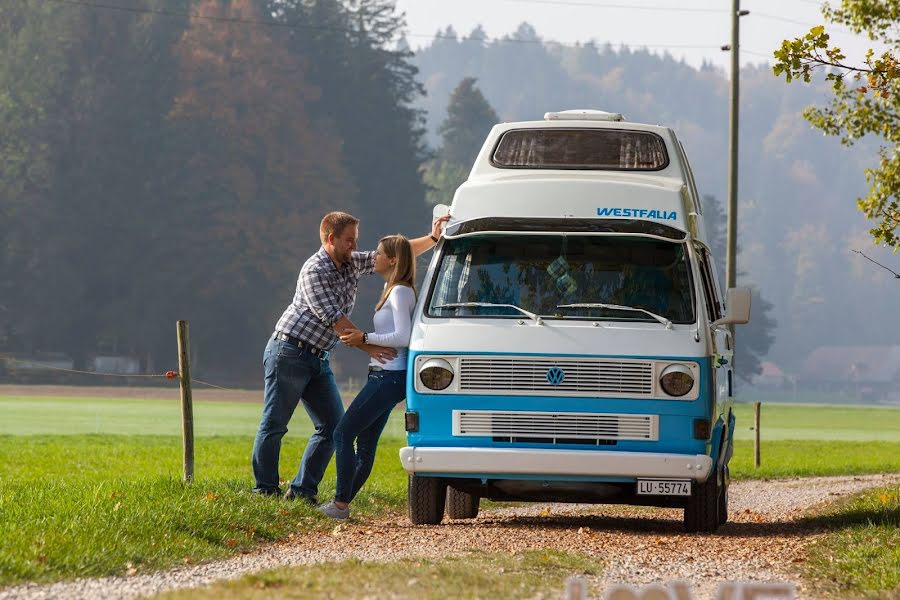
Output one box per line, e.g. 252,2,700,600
659,364,695,397
418,358,454,391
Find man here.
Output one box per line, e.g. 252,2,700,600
251,211,448,501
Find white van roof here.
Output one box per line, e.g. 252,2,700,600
449,113,705,240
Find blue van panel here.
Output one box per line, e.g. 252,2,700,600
406,350,714,457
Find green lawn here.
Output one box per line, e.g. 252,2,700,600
731,402,900,442
1,394,899,587
802,483,900,598
160,550,602,600
0,394,404,438
0,434,408,585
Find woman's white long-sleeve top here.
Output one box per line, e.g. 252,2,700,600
366,285,415,371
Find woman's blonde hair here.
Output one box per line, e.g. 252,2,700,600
376,234,416,310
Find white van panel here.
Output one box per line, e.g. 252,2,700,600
410,320,707,358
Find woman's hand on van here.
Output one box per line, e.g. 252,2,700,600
432,214,450,240
340,328,365,347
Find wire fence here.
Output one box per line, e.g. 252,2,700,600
0,354,241,392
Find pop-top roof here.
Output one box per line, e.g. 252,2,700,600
544,109,625,122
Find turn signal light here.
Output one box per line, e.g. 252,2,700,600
405,411,419,432
693,419,711,440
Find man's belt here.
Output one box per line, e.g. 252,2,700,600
274,332,330,359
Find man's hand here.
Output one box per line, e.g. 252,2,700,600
363,345,397,364
432,214,450,240
339,328,365,347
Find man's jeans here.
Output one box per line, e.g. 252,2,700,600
333,369,406,504
252,336,344,497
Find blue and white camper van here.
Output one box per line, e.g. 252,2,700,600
402,110,751,533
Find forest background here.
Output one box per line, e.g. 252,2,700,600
1,0,893,389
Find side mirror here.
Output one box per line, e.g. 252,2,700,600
432,203,451,237
713,287,751,326
432,203,450,221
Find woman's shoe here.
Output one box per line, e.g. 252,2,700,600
317,500,350,520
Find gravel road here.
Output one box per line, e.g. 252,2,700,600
4,474,898,600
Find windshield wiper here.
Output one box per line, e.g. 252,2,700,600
434,302,543,325
556,303,673,329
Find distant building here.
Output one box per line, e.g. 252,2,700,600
92,355,141,375
800,345,900,401
752,360,788,388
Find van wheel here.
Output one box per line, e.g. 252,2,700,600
446,486,480,519
408,475,447,525
684,471,719,533
718,466,729,525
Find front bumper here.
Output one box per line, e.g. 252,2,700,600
400,446,713,481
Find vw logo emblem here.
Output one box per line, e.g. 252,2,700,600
546,366,565,386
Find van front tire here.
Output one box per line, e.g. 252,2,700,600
408,475,447,525
718,465,729,525
446,486,480,519
684,469,719,533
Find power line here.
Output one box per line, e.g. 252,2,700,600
42,0,725,51
742,49,772,59
502,0,727,13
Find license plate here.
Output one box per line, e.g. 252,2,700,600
636,479,691,496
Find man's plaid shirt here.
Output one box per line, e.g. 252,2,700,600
275,247,376,351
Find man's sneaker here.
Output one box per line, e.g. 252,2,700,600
283,488,317,505
317,500,350,520
251,487,283,497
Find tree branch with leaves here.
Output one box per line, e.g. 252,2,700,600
773,1,900,249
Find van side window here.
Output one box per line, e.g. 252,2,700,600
696,249,722,321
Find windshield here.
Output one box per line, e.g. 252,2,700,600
427,235,695,324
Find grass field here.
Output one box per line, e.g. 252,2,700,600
5,394,900,440
1,392,899,588
803,483,900,597
730,402,900,442
160,550,602,600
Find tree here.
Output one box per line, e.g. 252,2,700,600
423,77,498,206
267,0,428,240
773,1,900,249
0,0,187,368
703,195,777,383
166,0,358,374
438,77,500,167
423,161,470,206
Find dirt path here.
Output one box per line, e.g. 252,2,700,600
4,474,898,600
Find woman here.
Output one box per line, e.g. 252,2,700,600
318,234,416,520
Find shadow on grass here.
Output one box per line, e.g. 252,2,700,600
796,505,899,529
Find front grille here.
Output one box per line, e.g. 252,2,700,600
458,356,654,397
453,410,658,442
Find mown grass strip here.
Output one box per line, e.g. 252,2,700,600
730,402,900,442
4,395,900,442
159,550,602,600
801,484,900,598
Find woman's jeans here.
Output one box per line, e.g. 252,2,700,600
252,336,344,497
333,369,406,504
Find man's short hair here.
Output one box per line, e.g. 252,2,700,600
319,212,360,245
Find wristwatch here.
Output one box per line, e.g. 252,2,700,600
363,332,368,344
430,234,439,243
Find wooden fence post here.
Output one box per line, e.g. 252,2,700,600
177,320,194,483
754,401,761,468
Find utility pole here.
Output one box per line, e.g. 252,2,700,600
724,0,748,338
